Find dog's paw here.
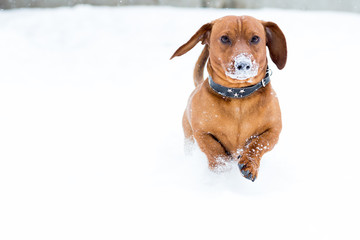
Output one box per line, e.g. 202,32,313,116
238,156,259,182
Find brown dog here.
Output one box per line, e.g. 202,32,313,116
171,16,287,181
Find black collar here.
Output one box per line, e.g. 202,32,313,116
208,68,271,99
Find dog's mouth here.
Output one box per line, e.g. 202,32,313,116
225,53,259,81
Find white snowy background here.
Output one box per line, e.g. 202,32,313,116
1,5,360,240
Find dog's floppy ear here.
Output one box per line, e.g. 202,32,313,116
170,23,213,60
262,21,287,70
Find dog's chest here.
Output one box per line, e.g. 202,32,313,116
207,102,263,133
191,90,272,151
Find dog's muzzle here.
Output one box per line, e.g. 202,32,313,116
225,53,259,81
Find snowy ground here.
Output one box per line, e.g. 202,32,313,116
1,5,360,240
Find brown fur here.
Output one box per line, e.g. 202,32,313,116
171,16,287,181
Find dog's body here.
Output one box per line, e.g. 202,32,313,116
171,16,287,181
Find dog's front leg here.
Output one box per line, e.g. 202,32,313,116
238,128,281,181
194,132,230,170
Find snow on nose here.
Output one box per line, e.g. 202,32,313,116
226,53,259,81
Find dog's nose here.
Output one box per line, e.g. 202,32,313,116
236,61,251,71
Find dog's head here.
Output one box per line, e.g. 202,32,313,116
171,16,287,86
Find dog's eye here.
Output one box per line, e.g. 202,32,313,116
250,35,260,44
220,35,231,44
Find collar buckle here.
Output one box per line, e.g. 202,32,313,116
261,78,266,87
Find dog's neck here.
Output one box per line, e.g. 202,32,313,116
208,66,271,99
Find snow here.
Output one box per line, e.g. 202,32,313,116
1,5,360,240
225,53,259,81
